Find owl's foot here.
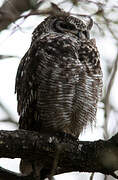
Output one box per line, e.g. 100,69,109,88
55,131,78,142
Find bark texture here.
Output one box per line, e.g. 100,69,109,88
0,130,117,179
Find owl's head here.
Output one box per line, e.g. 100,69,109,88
33,11,93,41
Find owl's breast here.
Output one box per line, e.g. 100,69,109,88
35,55,81,133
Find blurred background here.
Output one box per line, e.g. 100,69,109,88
0,0,118,179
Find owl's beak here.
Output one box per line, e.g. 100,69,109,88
84,31,90,39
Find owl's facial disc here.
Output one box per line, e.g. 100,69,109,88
54,19,90,39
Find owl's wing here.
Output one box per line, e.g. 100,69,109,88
15,51,28,115
69,39,103,135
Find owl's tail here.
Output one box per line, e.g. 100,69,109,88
20,159,33,175
20,159,41,178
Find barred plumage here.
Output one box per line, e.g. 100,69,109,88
15,12,102,175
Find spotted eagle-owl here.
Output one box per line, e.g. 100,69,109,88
15,10,102,175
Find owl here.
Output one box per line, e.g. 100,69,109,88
15,10,102,175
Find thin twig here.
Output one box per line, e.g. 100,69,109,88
102,14,118,41
90,172,94,180
103,48,118,139
0,118,18,126
0,55,18,59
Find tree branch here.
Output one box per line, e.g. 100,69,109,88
0,0,41,31
0,130,118,179
0,166,35,180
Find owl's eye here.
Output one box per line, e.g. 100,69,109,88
54,20,76,32
59,22,76,30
